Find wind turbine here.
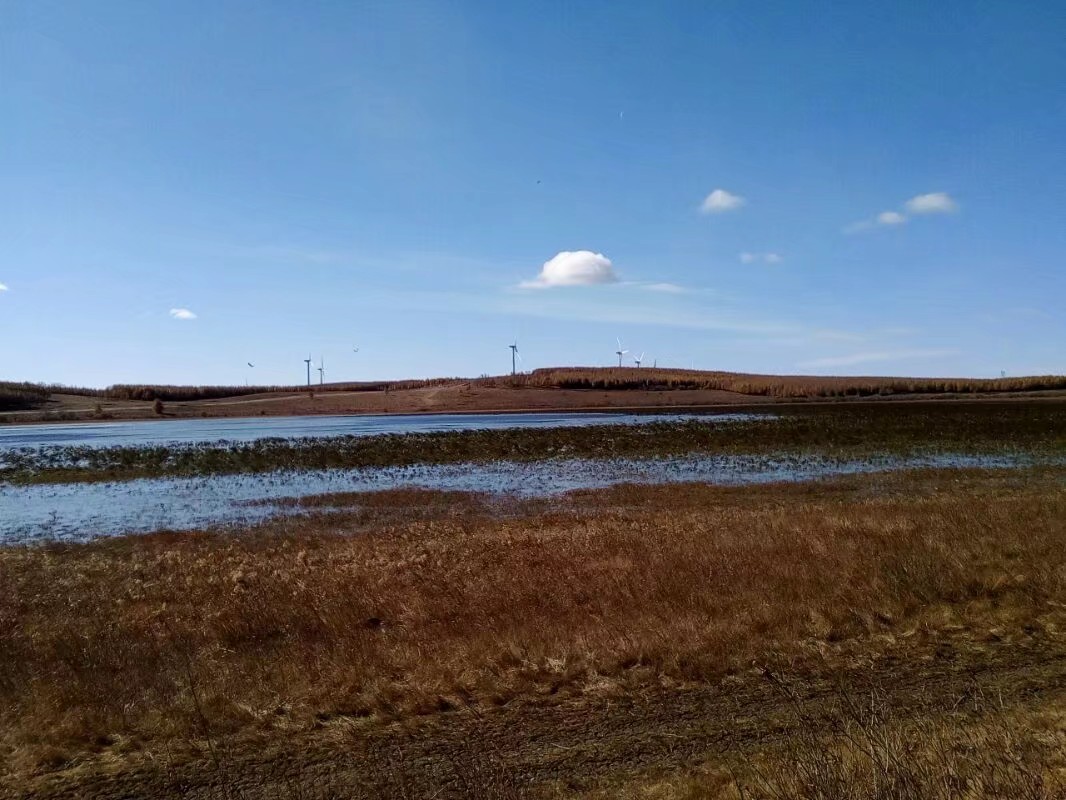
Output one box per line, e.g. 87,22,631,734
246,362,254,386
317,356,325,386
634,352,645,368
509,340,522,376
303,355,312,387
615,338,629,368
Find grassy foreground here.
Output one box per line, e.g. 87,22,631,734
2,466,1066,797
4,401,1066,484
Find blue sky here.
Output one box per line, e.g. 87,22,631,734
2,1,1064,386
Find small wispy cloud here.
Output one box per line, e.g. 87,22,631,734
811,328,867,343
642,282,686,293
842,220,874,234
846,192,958,234
0,282,8,292
700,188,745,214
905,192,958,214
519,250,618,289
797,348,958,369
739,252,783,265
169,308,198,320
845,211,906,234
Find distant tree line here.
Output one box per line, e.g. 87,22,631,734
485,367,1066,398
3,369,1064,409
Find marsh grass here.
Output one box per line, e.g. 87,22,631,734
592,691,1066,800
738,699,1064,800
2,468,1064,780
5,402,1065,484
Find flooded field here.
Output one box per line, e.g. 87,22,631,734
3,403,1063,544
0,411,740,451
0,451,1049,544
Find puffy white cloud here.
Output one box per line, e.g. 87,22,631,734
876,211,906,225
739,252,782,264
700,188,745,214
169,308,197,320
905,192,958,214
520,251,618,289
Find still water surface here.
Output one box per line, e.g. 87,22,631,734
0,451,1041,545
0,412,746,451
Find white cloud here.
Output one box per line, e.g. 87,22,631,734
169,308,198,320
797,348,958,369
0,282,8,292
847,192,959,233
643,282,686,293
739,252,782,264
700,188,745,214
905,192,958,214
846,210,907,233
520,250,618,289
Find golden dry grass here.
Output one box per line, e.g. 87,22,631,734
2,469,1065,788
583,698,1066,800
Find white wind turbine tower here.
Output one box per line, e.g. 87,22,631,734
303,354,313,387
509,340,522,376
615,337,629,367
633,352,645,368
317,355,325,386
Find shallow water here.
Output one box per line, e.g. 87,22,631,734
0,451,1043,544
0,411,751,451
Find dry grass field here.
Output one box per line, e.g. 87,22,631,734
2,466,1065,798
